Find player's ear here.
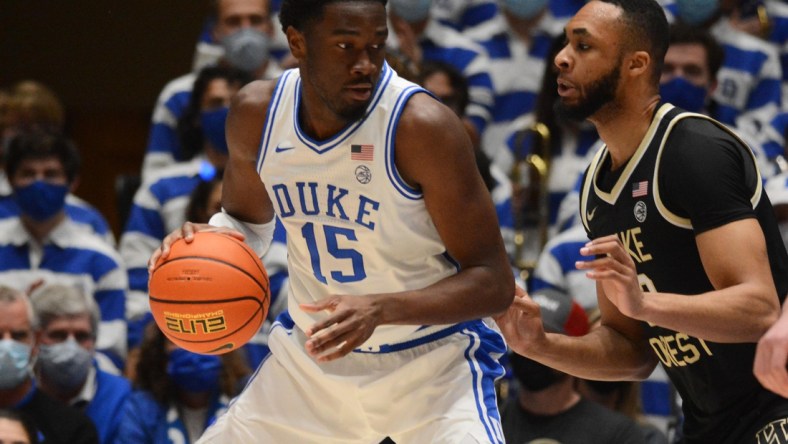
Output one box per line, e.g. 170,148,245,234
627,50,651,79
286,26,306,59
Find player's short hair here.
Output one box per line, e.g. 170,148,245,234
668,22,725,81
4,129,81,184
599,0,669,85
279,0,387,35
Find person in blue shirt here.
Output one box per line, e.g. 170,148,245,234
141,0,283,180
0,80,114,245
30,284,131,444
0,286,99,444
117,323,251,444
0,131,128,368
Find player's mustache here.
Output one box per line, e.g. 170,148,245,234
346,78,374,87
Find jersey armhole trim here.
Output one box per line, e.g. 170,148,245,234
653,112,763,230
257,70,294,173
385,86,428,200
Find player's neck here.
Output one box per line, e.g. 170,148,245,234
591,95,660,170
298,95,352,141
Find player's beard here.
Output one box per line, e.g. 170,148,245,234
554,61,621,123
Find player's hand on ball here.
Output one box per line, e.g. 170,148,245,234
493,285,546,356
148,222,245,272
301,295,382,362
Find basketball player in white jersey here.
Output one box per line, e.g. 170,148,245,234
149,0,515,442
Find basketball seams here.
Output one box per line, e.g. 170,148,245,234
222,234,269,287
151,256,270,303
149,295,264,305
149,232,272,354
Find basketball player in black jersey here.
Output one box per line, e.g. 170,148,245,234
495,0,788,443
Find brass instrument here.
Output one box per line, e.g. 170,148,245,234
510,122,551,281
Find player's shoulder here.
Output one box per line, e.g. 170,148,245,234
231,73,288,115
667,113,740,151
398,91,461,135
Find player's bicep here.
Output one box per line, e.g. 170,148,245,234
696,218,775,291
395,95,504,267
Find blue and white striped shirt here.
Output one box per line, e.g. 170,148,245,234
0,217,128,365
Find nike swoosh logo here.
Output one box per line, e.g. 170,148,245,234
587,206,597,221
275,145,294,153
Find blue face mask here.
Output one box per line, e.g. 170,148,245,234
499,0,549,20
675,0,719,26
166,348,222,393
0,339,31,390
390,0,432,23
200,107,230,154
13,180,69,221
659,76,708,113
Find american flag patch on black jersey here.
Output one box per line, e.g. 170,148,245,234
351,144,374,161
632,180,648,197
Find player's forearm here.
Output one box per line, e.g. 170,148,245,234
375,266,514,326
526,327,656,381
635,284,779,343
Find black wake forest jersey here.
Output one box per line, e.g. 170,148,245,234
579,104,788,443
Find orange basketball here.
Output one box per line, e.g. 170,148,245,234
149,231,269,355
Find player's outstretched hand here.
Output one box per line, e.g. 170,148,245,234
576,234,645,319
754,313,788,398
148,222,245,273
301,295,382,362
493,285,546,356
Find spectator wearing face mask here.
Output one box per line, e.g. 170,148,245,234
662,0,783,153
30,284,131,444
116,323,251,444
387,0,496,149
141,0,283,180
500,287,646,443
660,22,780,178
0,80,114,245
0,131,128,369
0,286,99,444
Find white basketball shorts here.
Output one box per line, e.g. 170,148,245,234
196,311,507,443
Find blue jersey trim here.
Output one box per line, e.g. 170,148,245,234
258,70,294,173
384,86,425,200
293,64,393,154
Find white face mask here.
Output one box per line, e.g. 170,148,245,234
0,339,32,389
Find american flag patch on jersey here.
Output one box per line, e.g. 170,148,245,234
632,180,648,198
351,144,374,161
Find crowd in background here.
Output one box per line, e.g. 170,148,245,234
0,0,787,442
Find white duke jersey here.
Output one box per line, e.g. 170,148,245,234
258,63,458,349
